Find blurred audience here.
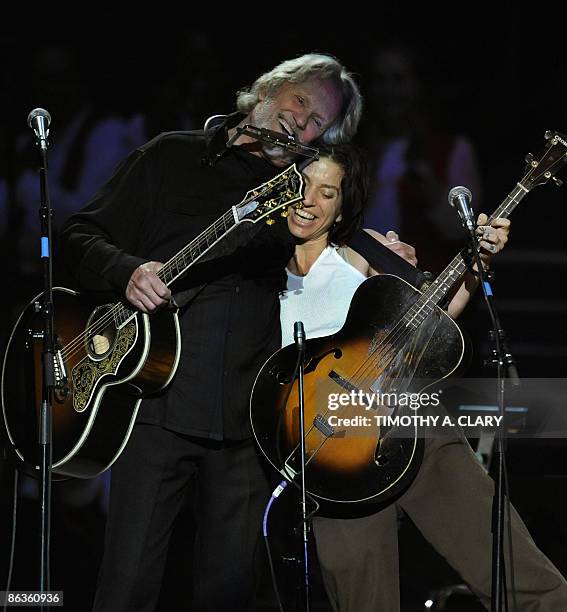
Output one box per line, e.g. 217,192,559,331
1,44,146,287
360,41,483,274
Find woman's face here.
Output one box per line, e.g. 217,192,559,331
287,156,344,244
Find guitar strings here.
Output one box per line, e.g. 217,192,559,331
345,192,519,389
292,300,441,460
345,290,449,390
60,178,299,362
60,210,236,361
290,292,458,468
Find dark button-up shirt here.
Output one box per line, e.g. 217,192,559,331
59,116,295,439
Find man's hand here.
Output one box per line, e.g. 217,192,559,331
126,261,171,313
383,230,418,267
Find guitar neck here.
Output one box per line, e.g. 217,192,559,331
157,208,238,287
403,183,528,328
111,162,306,330
113,207,238,328
152,162,304,288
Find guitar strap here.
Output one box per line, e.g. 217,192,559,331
346,228,430,289
175,229,432,308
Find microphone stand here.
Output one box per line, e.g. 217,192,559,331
224,127,318,609
463,227,520,612
293,321,310,612
32,115,56,602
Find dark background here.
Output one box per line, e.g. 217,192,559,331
1,6,567,610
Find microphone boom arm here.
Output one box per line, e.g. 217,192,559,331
227,124,320,160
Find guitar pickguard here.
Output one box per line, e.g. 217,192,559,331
72,320,137,412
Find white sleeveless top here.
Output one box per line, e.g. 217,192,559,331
280,246,367,347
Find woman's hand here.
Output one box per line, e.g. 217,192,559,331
475,213,511,268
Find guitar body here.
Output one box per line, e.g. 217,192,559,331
251,274,465,505
1,166,307,479
2,287,180,478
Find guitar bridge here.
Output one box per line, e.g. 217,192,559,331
54,350,68,390
313,414,335,438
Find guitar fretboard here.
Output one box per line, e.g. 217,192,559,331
113,208,237,328
157,209,236,287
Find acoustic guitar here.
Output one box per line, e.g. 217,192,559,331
2,164,304,478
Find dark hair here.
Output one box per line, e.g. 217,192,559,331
312,144,368,245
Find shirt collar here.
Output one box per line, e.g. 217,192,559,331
204,112,246,165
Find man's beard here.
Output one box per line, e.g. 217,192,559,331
249,100,298,167
260,141,297,167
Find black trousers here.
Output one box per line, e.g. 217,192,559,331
92,423,271,612
313,430,567,611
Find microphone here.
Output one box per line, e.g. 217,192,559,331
27,108,51,151
294,321,306,353
448,186,475,232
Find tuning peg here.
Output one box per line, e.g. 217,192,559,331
552,176,564,187
544,130,555,140
280,210,289,218
524,152,533,165
266,217,275,225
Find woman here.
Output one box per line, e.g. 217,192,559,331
281,144,496,348
278,144,567,611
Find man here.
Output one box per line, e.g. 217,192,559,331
59,53,362,611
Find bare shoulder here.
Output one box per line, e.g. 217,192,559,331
341,228,387,277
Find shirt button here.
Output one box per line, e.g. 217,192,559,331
235,286,240,294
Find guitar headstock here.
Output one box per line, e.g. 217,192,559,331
235,163,304,224
521,131,567,190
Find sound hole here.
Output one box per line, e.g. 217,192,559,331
86,305,117,359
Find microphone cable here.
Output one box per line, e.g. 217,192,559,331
263,479,289,612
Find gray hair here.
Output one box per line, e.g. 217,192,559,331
236,53,363,144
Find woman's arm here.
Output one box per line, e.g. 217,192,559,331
343,217,510,319
446,213,510,318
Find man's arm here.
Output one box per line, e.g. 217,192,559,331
59,143,160,301
344,218,510,319
344,228,417,276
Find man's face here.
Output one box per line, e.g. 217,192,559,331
249,78,344,167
